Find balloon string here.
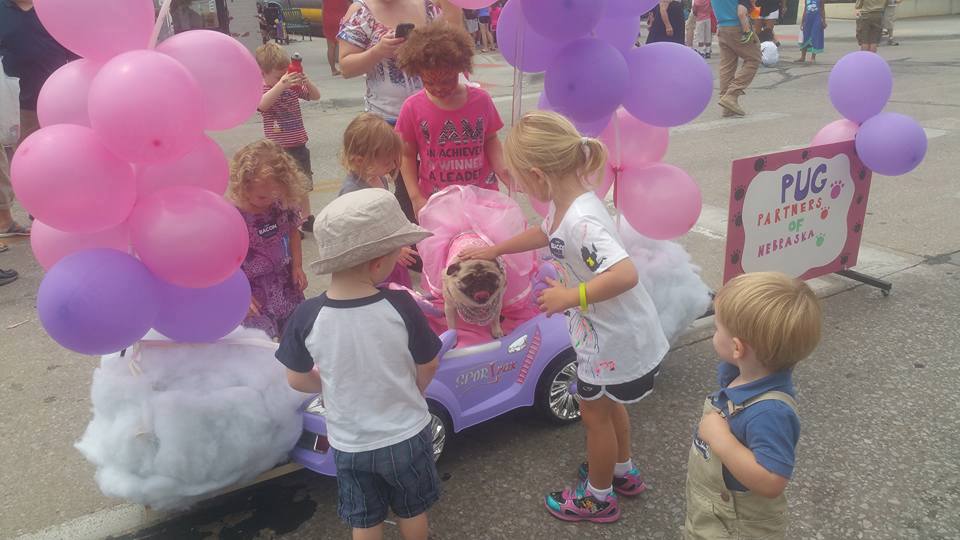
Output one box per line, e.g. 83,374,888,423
150,0,174,48
612,110,623,226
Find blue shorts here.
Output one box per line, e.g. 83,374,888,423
333,425,440,528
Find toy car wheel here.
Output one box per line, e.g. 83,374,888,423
427,401,452,462
535,350,581,424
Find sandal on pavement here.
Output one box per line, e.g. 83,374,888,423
0,221,30,238
0,268,18,286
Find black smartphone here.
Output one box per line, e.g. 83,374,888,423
395,23,415,39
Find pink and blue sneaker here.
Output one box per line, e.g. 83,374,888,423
545,482,620,523
578,462,648,496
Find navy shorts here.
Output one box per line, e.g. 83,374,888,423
333,425,440,528
283,144,313,190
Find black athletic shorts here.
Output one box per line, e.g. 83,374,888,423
576,363,661,404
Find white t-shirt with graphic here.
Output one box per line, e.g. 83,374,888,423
541,192,669,385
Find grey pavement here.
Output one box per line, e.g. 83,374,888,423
2,16,960,540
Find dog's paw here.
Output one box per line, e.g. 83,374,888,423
491,326,504,339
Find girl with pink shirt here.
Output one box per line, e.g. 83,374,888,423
395,22,510,217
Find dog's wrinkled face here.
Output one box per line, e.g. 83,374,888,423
446,260,504,305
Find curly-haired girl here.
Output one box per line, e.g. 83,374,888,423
229,139,310,340
395,22,509,217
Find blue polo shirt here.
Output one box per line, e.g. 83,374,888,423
0,0,76,110
709,362,800,491
712,0,741,27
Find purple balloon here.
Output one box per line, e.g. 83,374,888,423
828,52,892,124
596,15,641,53
622,42,713,127
497,0,567,73
520,0,605,41
575,114,613,137
37,249,160,355
855,112,927,176
605,0,659,17
545,38,629,123
154,270,252,343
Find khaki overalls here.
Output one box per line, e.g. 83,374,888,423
684,391,797,540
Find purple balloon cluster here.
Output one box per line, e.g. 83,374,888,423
12,0,262,354
822,51,927,176
497,0,713,129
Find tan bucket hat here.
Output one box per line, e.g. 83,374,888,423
310,188,432,274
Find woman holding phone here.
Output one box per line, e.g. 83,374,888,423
338,0,462,221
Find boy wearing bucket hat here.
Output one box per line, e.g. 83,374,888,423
276,189,441,540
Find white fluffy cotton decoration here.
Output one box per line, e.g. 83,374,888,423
75,328,311,510
618,221,713,343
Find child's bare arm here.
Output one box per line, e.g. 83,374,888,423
538,258,639,316
286,367,323,393
416,357,439,395
483,134,510,186
302,77,321,101
400,141,426,216
698,410,790,498
459,227,549,261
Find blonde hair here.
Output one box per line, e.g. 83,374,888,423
714,272,823,372
341,113,403,178
254,41,290,73
504,111,607,195
229,139,308,208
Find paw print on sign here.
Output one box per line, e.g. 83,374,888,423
820,206,829,220
734,185,746,201
816,233,826,247
840,253,849,265
853,222,862,233
730,249,742,266
734,211,743,227
830,180,844,200
754,158,767,172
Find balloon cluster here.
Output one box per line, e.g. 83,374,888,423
494,0,710,239
815,52,927,177
12,0,263,355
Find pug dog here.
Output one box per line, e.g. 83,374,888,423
443,259,507,338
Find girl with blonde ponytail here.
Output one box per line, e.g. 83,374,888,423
460,111,669,524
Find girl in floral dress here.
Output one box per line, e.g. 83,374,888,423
229,140,309,340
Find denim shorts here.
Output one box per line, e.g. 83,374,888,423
333,425,440,528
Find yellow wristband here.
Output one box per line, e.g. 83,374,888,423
579,282,588,313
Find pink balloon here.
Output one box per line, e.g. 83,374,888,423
88,50,205,164
599,108,669,168
618,163,702,240
37,59,101,128
812,119,860,146
130,187,249,288
34,0,154,61
31,220,130,270
157,30,263,131
136,136,230,197
10,125,136,233
593,164,617,199
450,0,495,7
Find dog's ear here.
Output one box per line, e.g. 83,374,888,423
446,262,461,276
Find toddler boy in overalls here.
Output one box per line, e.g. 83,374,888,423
685,271,822,539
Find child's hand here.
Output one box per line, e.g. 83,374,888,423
537,278,578,317
293,267,308,292
279,72,306,89
698,409,732,447
458,246,499,261
248,297,262,317
399,246,418,267
822,20,828,28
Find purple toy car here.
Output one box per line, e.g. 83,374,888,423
291,264,580,472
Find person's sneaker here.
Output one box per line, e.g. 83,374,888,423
705,51,711,59
545,483,620,523
578,462,648,496
0,268,18,287
718,94,746,116
740,30,755,44
300,214,315,234
0,221,30,238
887,39,899,46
